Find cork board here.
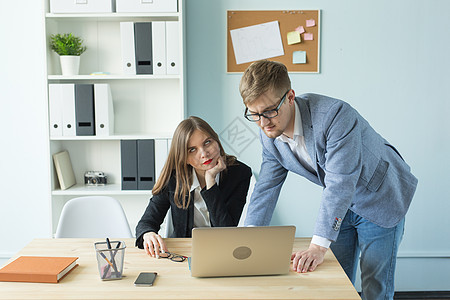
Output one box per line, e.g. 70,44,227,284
227,10,320,73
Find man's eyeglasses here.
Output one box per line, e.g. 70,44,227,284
159,252,187,262
244,90,290,122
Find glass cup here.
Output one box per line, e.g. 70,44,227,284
94,240,126,280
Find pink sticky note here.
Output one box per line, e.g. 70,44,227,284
306,19,316,27
304,33,314,41
295,26,305,34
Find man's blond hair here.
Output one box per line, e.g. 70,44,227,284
239,60,291,105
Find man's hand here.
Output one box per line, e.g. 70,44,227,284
291,243,328,273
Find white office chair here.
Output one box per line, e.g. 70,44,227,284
55,196,133,238
159,174,256,237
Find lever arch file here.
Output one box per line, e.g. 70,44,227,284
120,22,137,75
94,84,114,136
48,84,63,137
75,84,95,136
121,140,138,190
137,139,156,190
152,21,167,75
154,139,169,182
61,84,76,137
166,21,180,75
134,22,153,74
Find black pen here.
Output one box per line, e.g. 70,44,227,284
105,238,119,275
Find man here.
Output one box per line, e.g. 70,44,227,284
240,60,418,300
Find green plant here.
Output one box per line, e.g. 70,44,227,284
50,33,87,56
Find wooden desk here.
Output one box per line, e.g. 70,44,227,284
0,238,360,299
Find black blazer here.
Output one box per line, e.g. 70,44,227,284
135,160,252,248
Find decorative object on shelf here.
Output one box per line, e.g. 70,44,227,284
84,171,107,186
50,33,87,76
53,150,76,190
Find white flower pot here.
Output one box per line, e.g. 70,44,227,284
60,55,80,76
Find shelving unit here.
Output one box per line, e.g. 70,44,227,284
44,0,186,236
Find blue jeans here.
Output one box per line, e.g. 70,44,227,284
330,210,404,300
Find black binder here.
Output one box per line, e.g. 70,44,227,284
134,22,153,74
137,139,155,190
75,84,95,136
121,140,138,190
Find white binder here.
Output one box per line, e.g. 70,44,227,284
166,21,180,75
94,84,115,136
120,22,136,75
61,84,76,136
48,84,63,137
152,21,167,75
154,139,169,182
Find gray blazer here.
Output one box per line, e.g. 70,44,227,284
244,93,418,242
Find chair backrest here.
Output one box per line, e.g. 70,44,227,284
55,196,133,238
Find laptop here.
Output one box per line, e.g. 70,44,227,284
190,225,296,277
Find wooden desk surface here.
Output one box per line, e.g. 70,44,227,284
0,238,360,299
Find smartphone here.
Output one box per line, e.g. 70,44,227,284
134,272,157,286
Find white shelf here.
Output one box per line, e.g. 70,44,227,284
50,134,173,141
52,184,153,196
48,74,181,80
46,12,180,21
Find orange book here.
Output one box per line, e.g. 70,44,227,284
0,256,78,283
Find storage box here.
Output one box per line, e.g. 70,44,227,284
50,0,115,13
116,0,177,13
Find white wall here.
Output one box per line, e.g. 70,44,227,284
0,1,51,266
185,0,450,291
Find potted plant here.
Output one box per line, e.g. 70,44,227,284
50,33,87,76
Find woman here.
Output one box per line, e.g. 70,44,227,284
135,116,252,258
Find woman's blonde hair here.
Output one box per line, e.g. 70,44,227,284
152,116,236,209
239,60,291,105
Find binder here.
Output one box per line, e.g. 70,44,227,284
120,22,136,75
75,84,95,136
134,22,153,75
61,84,76,137
48,84,63,137
166,21,180,75
94,84,114,136
121,140,138,190
152,21,166,75
137,139,156,190
154,139,168,182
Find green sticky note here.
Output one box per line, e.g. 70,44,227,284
287,31,301,45
293,51,306,64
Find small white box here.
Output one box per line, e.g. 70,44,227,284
116,0,177,13
50,0,115,13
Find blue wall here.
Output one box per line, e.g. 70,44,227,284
185,0,450,291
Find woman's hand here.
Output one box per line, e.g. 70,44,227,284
143,232,168,258
205,156,226,189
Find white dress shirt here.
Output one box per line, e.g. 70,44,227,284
190,170,220,228
276,102,332,249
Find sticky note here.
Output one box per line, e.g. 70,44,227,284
293,51,306,64
304,33,314,41
287,31,301,45
306,19,316,27
295,26,305,34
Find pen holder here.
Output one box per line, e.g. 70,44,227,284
94,240,126,280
